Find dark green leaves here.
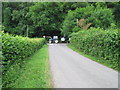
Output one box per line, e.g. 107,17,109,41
62,5,114,36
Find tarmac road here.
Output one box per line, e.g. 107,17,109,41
48,43,118,88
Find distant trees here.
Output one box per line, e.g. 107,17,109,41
28,2,89,37
2,2,119,37
61,5,115,36
2,2,34,36
29,2,63,37
2,2,89,37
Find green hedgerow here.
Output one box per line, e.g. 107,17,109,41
70,28,118,70
2,32,46,71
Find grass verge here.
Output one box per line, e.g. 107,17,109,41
68,44,118,71
6,45,52,88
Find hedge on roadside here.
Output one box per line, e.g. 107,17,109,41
70,28,118,70
2,32,46,71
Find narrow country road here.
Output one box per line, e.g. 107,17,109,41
48,44,118,88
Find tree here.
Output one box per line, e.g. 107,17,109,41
2,2,33,36
3,2,89,37
62,5,115,36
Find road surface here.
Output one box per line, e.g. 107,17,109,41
48,43,118,88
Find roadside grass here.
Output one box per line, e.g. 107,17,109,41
9,45,52,88
68,44,118,71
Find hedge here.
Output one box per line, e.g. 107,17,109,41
70,28,118,70
2,32,46,71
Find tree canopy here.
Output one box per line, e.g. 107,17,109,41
2,2,119,37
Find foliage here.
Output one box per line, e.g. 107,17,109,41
2,32,46,72
29,2,62,36
2,2,89,37
70,28,118,70
2,2,34,37
62,5,115,36
105,2,120,28
3,45,52,88
2,2,119,37
3,7,11,28
72,26,81,33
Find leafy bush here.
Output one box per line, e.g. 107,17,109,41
2,32,46,71
62,5,114,36
72,26,81,33
2,32,46,87
70,28,118,70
